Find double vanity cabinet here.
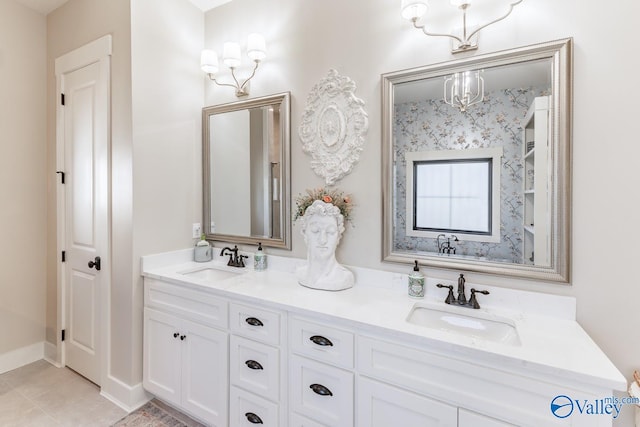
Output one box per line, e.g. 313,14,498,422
142,250,625,427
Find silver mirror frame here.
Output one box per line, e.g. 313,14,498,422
382,39,572,283
203,92,291,249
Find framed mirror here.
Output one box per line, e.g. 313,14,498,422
203,92,291,249
382,39,572,282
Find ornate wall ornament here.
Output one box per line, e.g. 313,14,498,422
299,69,369,186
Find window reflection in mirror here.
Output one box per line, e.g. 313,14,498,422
405,148,502,244
414,159,491,234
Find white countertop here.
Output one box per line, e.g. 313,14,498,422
141,248,627,392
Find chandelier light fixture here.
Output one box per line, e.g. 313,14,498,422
443,70,484,112
201,33,266,97
401,0,523,53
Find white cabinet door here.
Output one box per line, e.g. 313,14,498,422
357,377,457,427
181,318,228,427
458,409,516,427
143,308,182,405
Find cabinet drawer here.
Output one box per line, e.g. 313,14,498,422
230,386,279,426
290,355,353,427
289,317,354,369
144,278,228,328
290,412,327,427
230,302,281,345
230,335,280,401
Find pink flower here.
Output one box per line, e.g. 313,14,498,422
343,196,351,204
322,195,333,203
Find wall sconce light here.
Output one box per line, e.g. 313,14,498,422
201,33,266,97
443,70,484,112
401,0,523,53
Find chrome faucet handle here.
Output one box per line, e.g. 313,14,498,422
469,288,490,309
436,283,456,304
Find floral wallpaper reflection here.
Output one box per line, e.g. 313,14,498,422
394,86,549,263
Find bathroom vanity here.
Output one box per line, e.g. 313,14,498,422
141,249,625,427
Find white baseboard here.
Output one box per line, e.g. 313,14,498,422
101,374,152,413
0,342,45,374
43,341,62,367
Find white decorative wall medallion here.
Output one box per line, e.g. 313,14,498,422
299,69,369,186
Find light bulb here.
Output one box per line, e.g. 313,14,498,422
247,33,266,62
200,49,219,74
401,0,428,20
223,42,241,68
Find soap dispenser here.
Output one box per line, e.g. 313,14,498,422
408,260,425,298
254,242,267,271
194,234,212,262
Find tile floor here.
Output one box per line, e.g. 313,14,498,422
0,359,127,426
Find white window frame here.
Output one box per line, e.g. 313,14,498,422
405,147,503,243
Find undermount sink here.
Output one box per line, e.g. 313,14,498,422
179,266,243,282
406,303,521,346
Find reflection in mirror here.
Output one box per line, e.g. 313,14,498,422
382,39,572,282
203,92,291,249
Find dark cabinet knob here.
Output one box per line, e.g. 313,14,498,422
310,383,333,396
180,335,186,341
173,332,179,338
309,335,333,347
245,317,264,327
245,412,263,424
245,360,264,370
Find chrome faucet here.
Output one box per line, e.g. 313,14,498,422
220,245,248,267
436,273,490,309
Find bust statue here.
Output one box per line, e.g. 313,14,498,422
296,200,354,291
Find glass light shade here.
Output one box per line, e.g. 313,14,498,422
401,0,428,20
223,42,241,68
450,0,471,6
200,49,219,74
247,33,266,61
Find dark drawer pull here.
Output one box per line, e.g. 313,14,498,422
245,412,263,424
309,335,333,347
245,317,264,327
310,383,333,396
245,360,264,370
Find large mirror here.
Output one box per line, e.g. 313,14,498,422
203,92,291,249
382,39,572,282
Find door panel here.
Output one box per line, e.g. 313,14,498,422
68,271,96,352
62,58,107,385
182,319,228,426
143,308,181,404
357,377,457,427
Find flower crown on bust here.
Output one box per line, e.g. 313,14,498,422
294,187,353,223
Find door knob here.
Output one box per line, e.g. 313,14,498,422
88,256,101,271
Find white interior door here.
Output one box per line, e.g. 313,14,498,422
57,39,110,386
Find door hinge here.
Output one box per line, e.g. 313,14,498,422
61,329,65,341
61,251,66,262
61,93,65,106
56,171,65,184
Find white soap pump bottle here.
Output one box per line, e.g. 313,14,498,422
408,260,425,298
254,242,267,271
